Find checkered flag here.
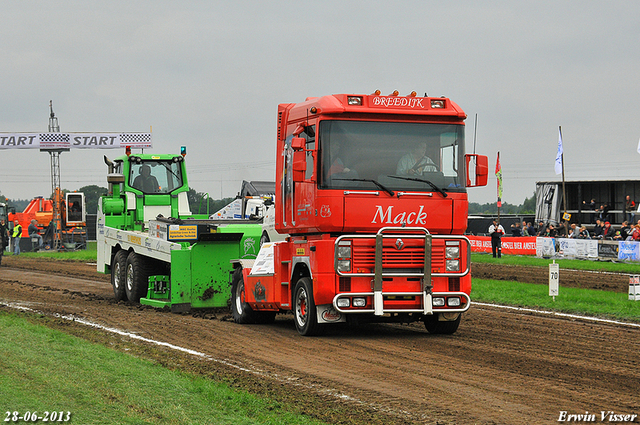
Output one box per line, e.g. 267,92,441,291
120,133,152,147
39,133,70,148
39,133,70,142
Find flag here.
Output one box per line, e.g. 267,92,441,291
555,127,563,175
495,152,502,207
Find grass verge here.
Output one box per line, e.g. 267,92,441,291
0,310,328,425
472,279,640,323
471,252,640,274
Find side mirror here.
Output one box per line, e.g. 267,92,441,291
291,137,306,151
465,154,488,187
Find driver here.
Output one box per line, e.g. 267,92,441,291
133,164,159,193
396,142,437,176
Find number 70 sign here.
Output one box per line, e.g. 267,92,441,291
549,261,559,298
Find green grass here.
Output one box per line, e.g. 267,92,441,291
472,279,640,323
471,252,640,274
0,311,328,425
13,241,97,261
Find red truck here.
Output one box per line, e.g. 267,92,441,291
231,91,488,336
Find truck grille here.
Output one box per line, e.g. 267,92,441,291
351,239,445,271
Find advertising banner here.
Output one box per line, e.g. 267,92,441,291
557,238,598,259
0,133,152,149
468,236,537,256
618,241,640,261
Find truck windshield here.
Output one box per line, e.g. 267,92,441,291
129,160,184,194
319,120,465,193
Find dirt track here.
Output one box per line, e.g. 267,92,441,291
0,256,639,425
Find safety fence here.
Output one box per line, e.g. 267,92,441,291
468,236,640,262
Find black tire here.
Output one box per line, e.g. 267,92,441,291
111,250,128,301
293,277,322,336
424,313,461,335
124,252,151,303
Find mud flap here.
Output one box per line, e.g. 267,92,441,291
316,304,346,324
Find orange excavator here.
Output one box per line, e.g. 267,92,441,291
8,189,85,250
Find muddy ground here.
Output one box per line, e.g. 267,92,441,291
0,256,638,425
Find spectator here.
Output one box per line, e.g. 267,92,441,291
527,222,536,237
28,219,43,251
568,223,580,238
510,222,522,237
583,198,597,223
578,226,590,239
488,219,505,258
0,218,8,266
619,221,631,240
593,219,604,239
521,221,530,236
536,221,547,236
624,195,636,224
627,225,640,241
547,224,558,238
603,221,616,240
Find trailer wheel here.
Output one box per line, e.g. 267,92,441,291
125,252,151,303
424,313,461,335
111,250,127,301
293,277,322,336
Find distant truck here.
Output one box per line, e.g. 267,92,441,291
96,149,262,312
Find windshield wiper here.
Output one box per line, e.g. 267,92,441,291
388,175,447,198
334,178,395,197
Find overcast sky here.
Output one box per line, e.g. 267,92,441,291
1,1,639,206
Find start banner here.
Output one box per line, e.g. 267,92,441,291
468,236,537,256
0,133,152,149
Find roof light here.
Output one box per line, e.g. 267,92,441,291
408,91,417,97
389,90,399,96
310,106,318,113
431,99,445,109
347,96,362,105
181,146,187,157
372,89,381,95
125,146,131,156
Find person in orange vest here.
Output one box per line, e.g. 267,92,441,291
12,219,22,255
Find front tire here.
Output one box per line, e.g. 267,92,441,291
111,250,127,301
424,313,461,335
293,277,322,336
125,252,151,303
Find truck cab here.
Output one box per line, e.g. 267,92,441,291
233,91,488,336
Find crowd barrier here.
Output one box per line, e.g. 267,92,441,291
467,236,640,261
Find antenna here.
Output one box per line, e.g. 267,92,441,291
48,100,60,132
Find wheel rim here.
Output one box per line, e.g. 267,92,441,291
126,263,134,292
114,262,121,290
234,279,245,314
295,287,308,327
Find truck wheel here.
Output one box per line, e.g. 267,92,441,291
231,268,257,324
125,252,151,303
293,277,322,336
424,313,461,335
111,250,127,301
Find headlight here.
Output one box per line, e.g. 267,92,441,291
433,297,445,307
445,246,460,259
447,297,461,307
337,260,351,272
337,246,351,258
353,298,366,307
446,259,460,272
337,298,350,308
